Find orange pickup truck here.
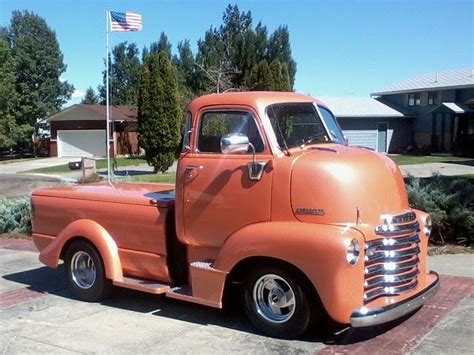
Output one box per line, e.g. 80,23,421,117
31,92,439,339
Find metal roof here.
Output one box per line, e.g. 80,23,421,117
431,102,474,114
319,97,405,118
440,103,465,114
371,68,474,96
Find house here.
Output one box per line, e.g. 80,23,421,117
371,68,474,156
48,104,139,158
321,97,412,153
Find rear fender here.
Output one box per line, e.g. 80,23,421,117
213,221,365,324
38,219,122,280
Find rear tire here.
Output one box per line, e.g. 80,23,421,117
242,265,312,339
64,240,113,302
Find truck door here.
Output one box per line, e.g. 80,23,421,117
178,108,273,247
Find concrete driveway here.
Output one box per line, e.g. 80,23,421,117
0,174,64,199
0,157,73,175
1,239,473,354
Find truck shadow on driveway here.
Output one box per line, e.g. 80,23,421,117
3,265,411,344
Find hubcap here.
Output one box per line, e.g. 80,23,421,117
71,251,96,289
253,274,296,323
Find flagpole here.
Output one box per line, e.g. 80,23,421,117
105,8,111,183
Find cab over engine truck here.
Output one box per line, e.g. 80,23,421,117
31,92,439,339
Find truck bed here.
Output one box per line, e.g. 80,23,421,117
31,182,177,282
32,182,176,207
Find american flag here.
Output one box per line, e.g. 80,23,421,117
110,11,142,32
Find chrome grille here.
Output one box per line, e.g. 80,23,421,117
364,211,420,304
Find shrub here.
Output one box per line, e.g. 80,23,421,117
406,175,474,245
0,197,32,234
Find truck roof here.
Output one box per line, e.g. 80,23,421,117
188,91,328,111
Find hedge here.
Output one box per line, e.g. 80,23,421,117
0,197,32,234
406,175,473,245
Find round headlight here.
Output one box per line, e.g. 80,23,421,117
423,215,432,237
346,239,360,265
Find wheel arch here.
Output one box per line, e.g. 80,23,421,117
225,255,322,309
213,221,365,324
38,219,123,280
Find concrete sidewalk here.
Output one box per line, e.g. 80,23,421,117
400,162,474,178
0,239,472,354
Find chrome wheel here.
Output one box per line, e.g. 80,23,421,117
253,274,296,323
71,251,96,289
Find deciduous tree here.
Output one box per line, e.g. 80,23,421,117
7,10,74,126
99,42,141,107
0,37,31,149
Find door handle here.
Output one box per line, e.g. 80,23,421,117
185,165,203,179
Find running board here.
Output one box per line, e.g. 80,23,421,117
113,276,170,294
166,286,221,308
165,260,227,309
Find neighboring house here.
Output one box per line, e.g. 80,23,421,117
371,68,474,156
48,104,139,158
322,97,412,153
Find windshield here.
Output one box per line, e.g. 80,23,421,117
266,103,345,149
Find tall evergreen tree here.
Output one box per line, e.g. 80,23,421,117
254,22,268,61
8,10,74,126
150,32,172,59
280,62,291,91
81,87,99,104
173,39,196,108
194,5,296,93
99,42,141,107
268,26,296,88
220,5,252,64
138,53,181,173
268,59,291,91
249,60,274,91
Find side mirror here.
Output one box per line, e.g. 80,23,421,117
344,135,349,146
220,133,266,181
220,133,250,154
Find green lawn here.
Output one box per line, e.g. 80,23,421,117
25,157,147,174
388,155,472,166
129,173,176,184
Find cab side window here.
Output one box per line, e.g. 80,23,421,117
181,112,192,151
197,111,264,153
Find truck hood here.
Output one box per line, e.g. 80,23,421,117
290,145,409,230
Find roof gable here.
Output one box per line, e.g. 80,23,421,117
48,104,137,122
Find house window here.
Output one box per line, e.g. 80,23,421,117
428,92,437,105
408,93,420,106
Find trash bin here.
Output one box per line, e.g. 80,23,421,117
68,161,82,170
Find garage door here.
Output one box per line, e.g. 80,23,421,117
57,130,106,157
343,130,377,151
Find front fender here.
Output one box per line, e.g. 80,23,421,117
35,219,122,280
213,221,365,324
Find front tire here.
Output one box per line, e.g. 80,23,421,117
242,266,312,339
64,240,113,302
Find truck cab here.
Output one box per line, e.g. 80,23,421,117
31,92,439,339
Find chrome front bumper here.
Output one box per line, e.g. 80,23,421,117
350,271,440,327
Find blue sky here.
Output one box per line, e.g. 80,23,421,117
1,0,472,104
